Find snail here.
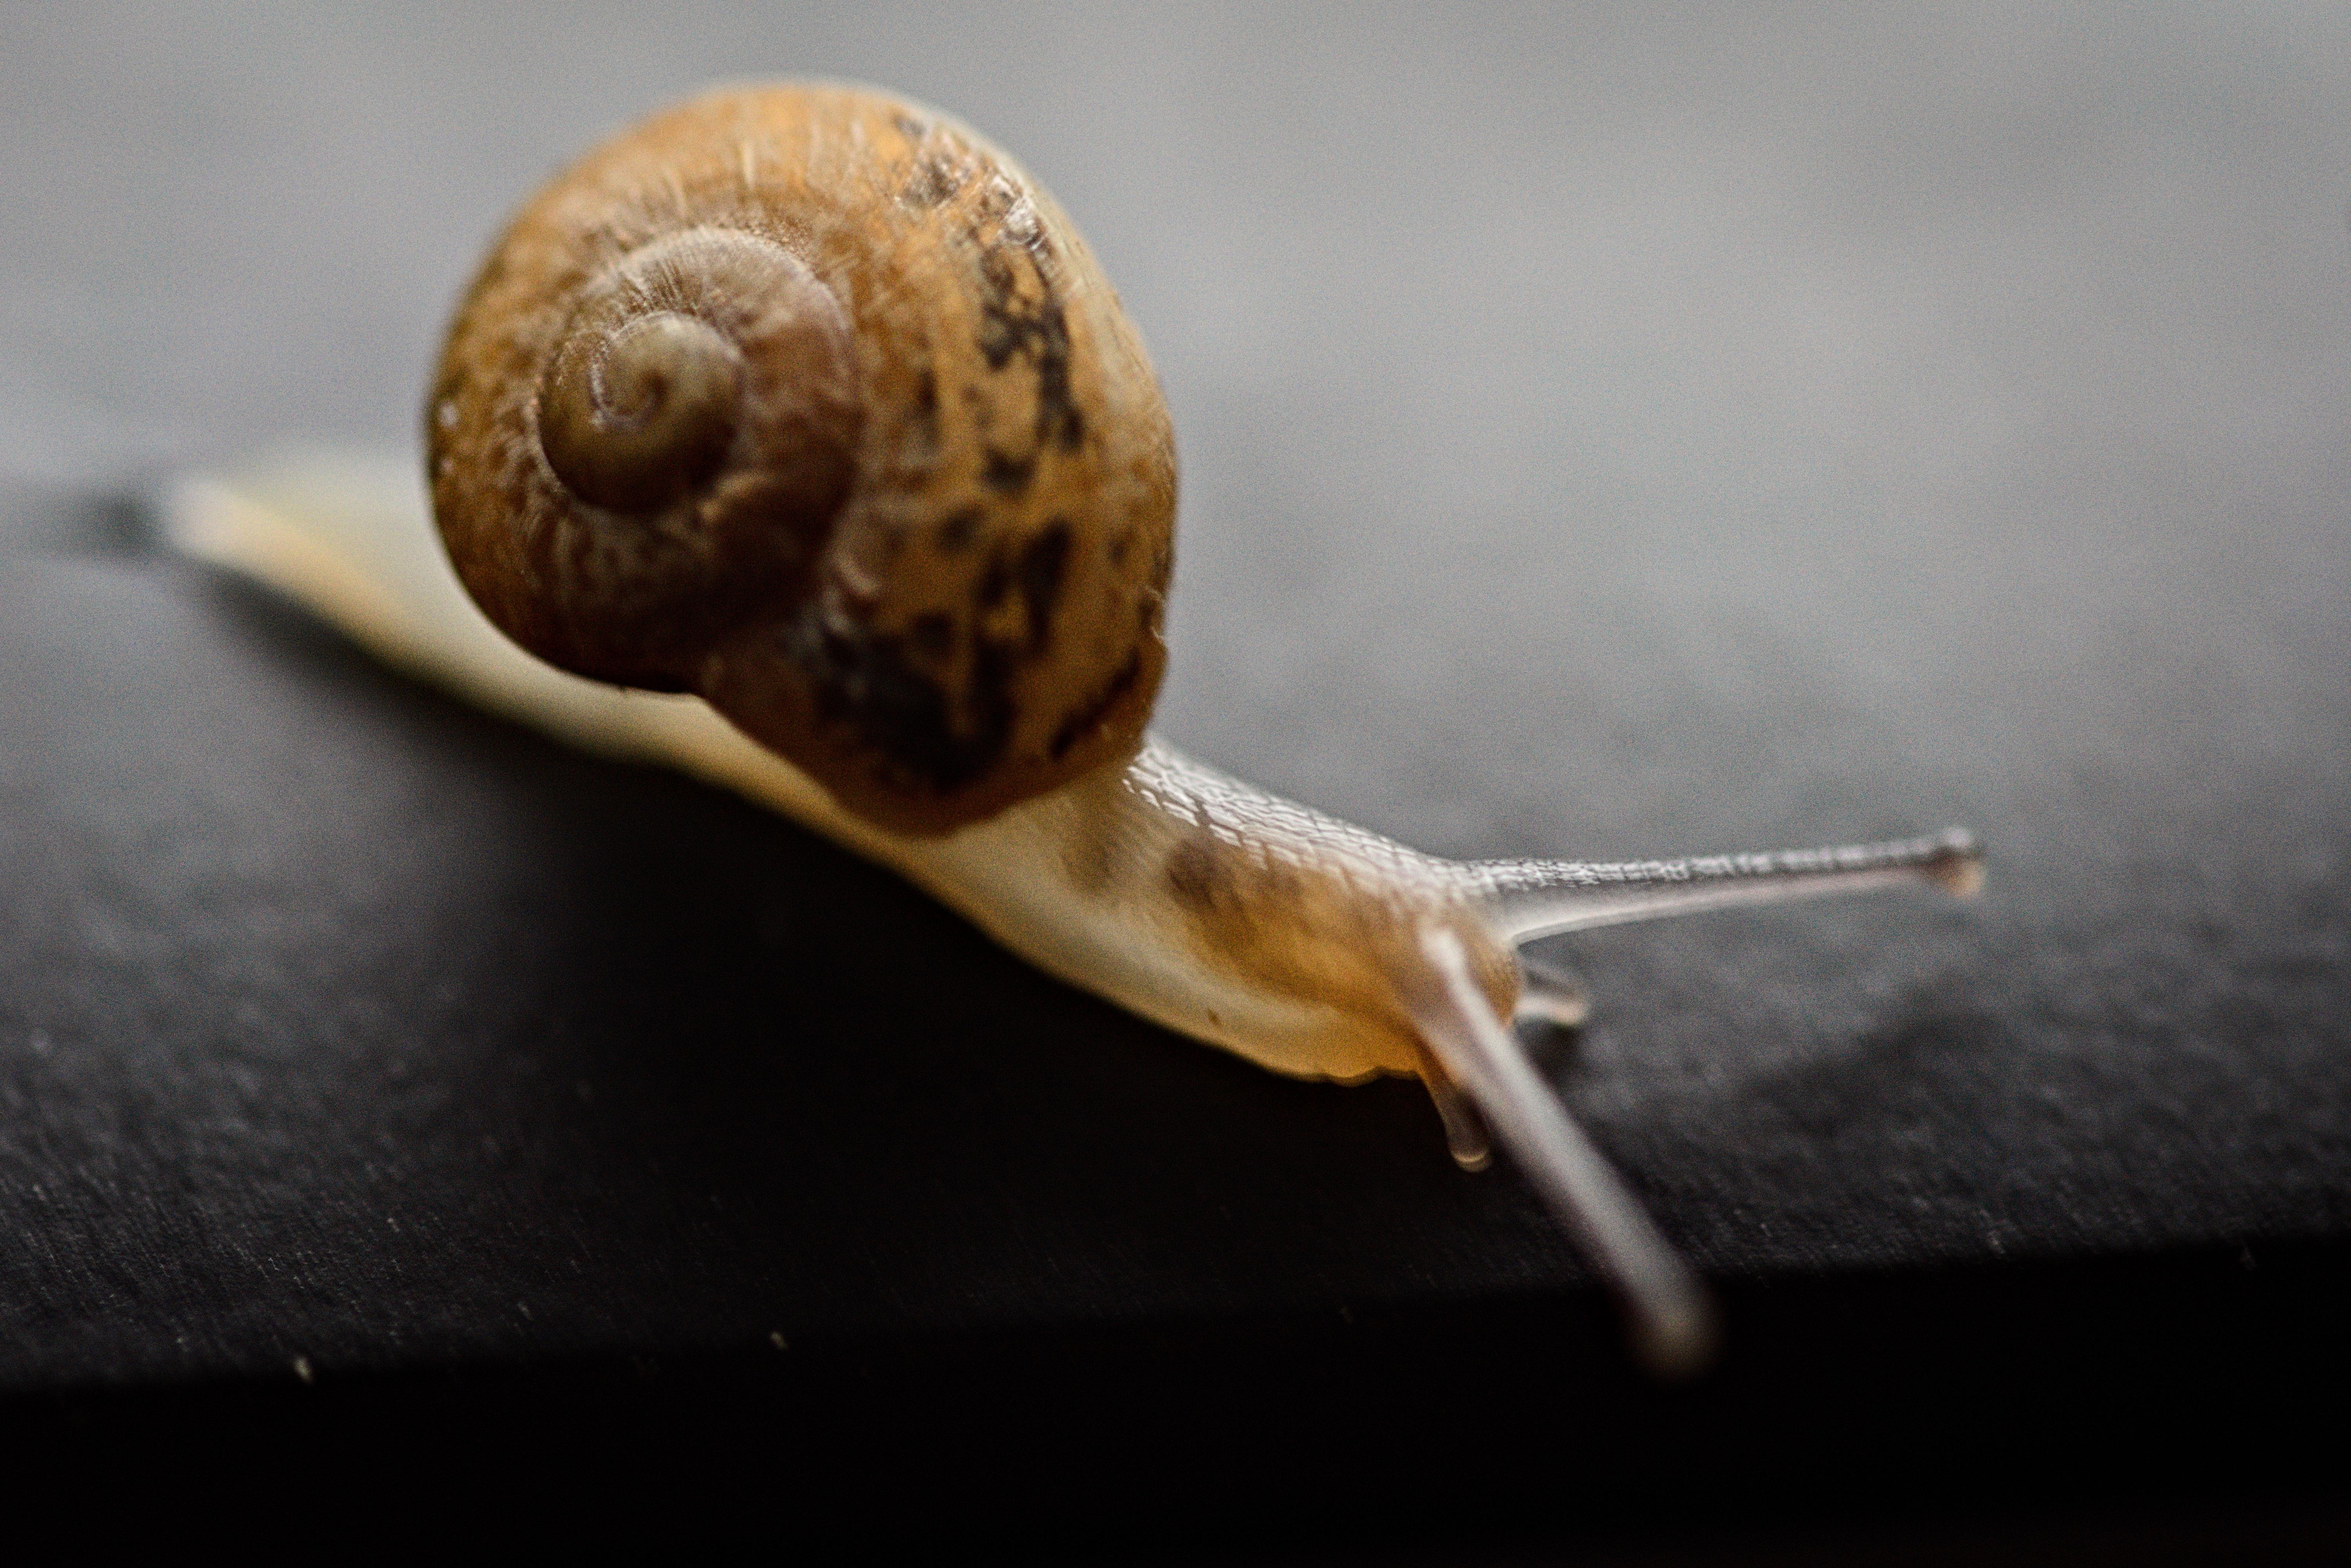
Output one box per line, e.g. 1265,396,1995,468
166,82,1983,1376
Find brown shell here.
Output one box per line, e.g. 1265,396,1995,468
428,83,1176,834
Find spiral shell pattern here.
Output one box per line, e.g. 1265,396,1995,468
428,83,1176,833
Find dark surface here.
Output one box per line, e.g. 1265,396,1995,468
3,3,2349,1554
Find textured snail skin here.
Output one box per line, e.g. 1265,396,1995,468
173,455,1520,1089
429,84,1175,834
171,83,1985,1375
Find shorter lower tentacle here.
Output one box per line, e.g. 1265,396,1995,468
1513,954,1591,1032
1408,1039,1494,1172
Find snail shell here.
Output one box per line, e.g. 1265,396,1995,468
428,83,1174,833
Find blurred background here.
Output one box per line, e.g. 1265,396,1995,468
9,0,2347,1136
1,3,2347,1545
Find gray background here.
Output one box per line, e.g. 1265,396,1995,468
2,1,2348,1364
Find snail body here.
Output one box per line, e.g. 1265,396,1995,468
171,83,1983,1374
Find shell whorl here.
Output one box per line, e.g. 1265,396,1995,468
538,307,745,515
504,226,863,683
429,84,1176,833
535,228,858,525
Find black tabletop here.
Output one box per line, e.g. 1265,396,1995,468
3,6,2347,1556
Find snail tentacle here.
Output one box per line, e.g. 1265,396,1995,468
1413,926,1716,1379
1512,956,1592,1032
1467,831,1986,944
